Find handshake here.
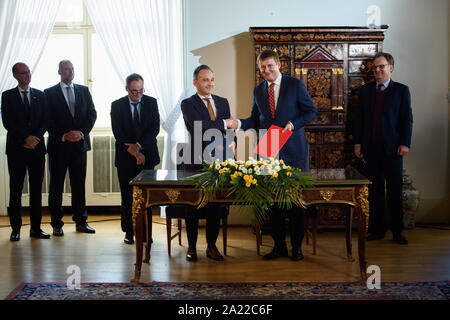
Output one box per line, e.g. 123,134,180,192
225,116,239,130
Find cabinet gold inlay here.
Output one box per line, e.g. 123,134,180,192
320,190,335,201
165,190,181,203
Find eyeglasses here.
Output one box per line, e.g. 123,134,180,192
128,88,145,95
373,64,389,71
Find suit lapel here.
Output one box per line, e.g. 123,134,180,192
138,97,145,124
73,84,81,119
14,87,31,120
29,88,38,121
212,95,224,120
13,87,26,111
368,82,376,117
193,94,210,119
383,80,395,111
55,84,72,117
275,76,287,119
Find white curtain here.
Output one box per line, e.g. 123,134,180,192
84,0,188,170
0,0,62,97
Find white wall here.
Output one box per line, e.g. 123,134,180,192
0,0,448,224
185,0,450,224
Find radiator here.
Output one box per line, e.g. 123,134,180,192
12,133,164,206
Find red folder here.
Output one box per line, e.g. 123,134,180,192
253,124,292,158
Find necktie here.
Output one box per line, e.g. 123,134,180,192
269,83,275,118
377,84,384,91
132,102,140,124
131,102,142,138
22,91,30,112
204,98,216,120
66,86,75,117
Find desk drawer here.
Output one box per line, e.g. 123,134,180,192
302,187,356,205
145,188,203,207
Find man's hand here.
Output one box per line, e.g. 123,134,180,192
228,141,237,157
354,145,363,159
397,145,409,156
282,122,294,133
64,131,83,142
135,152,146,166
125,143,141,156
226,116,238,130
24,136,40,149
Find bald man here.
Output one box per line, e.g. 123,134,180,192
45,60,97,236
1,62,50,241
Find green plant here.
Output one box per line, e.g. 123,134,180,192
184,157,317,222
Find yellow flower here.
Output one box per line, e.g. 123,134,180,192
233,164,238,169
252,179,257,184
209,164,213,169
243,174,249,181
272,173,278,178
219,169,224,174
221,161,228,167
245,182,251,187
287,171,292,176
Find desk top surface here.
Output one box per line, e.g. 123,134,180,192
130,168,369,187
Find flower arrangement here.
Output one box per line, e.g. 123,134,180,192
185,157,317,222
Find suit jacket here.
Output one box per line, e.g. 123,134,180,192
44,83,97,154
354,80,413,157
111,95,160,169
1,87,48,155
240,75,317,170
181,94,232,169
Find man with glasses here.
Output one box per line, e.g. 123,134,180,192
45,60,97,236
111,73,160,244
1,63,49,241
354,52,413,245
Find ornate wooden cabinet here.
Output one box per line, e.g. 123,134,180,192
249,26,388,227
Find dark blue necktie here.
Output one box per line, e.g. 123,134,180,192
22,91,30,112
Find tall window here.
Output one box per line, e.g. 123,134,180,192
33,0,124,129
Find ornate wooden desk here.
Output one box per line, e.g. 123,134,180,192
130,168,370,282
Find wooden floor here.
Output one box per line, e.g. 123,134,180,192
1,213,449,298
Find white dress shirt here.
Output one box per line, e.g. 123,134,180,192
60,82,75,107
18,86,30,105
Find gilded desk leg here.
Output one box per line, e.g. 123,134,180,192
345,207,355,262
144,211,152,263
131,186,145,283
356,186,369,280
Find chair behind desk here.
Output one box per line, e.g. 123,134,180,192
165,143,229,256
165,206,228,256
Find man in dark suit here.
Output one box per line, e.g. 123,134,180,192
45,60,97,236
1,62,50,241
111,73,160,244
179,65,232,262
354,52,413,245
233,49,317,261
